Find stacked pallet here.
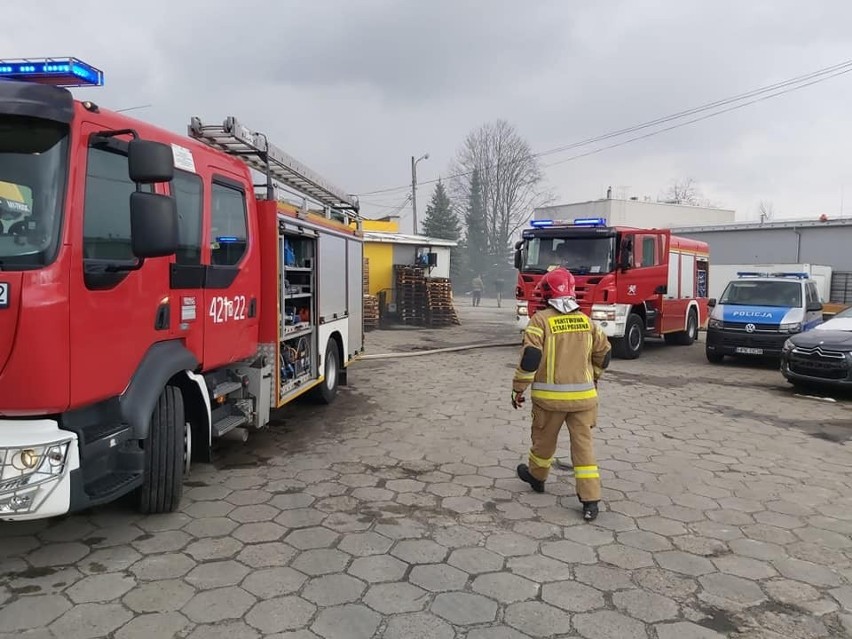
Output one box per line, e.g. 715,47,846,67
363,257,370,295
426,278,461,326
395,265,428,325
364,294,379,330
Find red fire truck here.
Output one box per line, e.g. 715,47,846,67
0,58,365,521
514,217,710,359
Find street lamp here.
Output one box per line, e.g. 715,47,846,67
411,153,429,235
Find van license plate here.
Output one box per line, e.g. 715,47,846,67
736,347,763,355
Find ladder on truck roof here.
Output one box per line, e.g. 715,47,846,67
188,116,360,218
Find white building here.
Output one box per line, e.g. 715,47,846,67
534,196,736,229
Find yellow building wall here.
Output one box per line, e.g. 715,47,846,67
364,243,394,296
361,219,400,233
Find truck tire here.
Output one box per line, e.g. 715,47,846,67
137,386,185,514
665,309,698,346
613,313,644,359
316,341,340,405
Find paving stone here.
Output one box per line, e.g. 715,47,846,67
486,532,539,557
633,567,699,599
275,508,327,529
542,580,605,612
183,517,239,538
186,485,232,501
830,585,852,611
574,610,647,639
409,563,468,592
129,553,195,580
123,579,195,613
269,493,316,510
508,554,573,583
574,564,634,591
698,573,767,610
467,627,532,639
348,555,408,583
27,542,90,567
49,603,133,639
226,489,272,506
742,524,797,546
185,536,244,561
689,521,743,542
431,592,498,625
442,495,486,513
472,572,539,603
66,572,136,603
285,527,340,550
655,622,725,639
245,596,315,634
655,550,715,576
392,539,448,564
637,516,688,536
185,559,251,589
386,479,426,493
228,504,279,523
291,549,350,576
337,532,393,556
363,582,429,613
131,530,191,554
0,595,70,632
512,520,561,539
613,588,680,623
773,557,844,587
540,539,596,565
504,601,573,637
310,604,380,639
242,567,308,598
233,522,287,543
672,534,731,556
712,554,777,580
114,612,190,639
186,620,260,639
617,529,672,552
236,542,297,568
383,612,454,639
448,547,505,574
598,544,654,569
374,519,429,539
302,574,366,606
727,538,786,562
185,500,236,518
182,586,256,623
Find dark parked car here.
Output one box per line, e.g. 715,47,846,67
781,306,852,389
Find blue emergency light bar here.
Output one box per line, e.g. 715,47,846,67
529,219,554,227
573,217,606,227
737,271,809,279
0,57,104,87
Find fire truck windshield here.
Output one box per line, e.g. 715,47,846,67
521,236,615,275
0,115,68,269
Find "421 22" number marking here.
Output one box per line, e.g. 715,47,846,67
209,295,247,323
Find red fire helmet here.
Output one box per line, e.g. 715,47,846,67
535,267,576,301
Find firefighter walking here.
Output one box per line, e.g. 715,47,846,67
511,268,611,521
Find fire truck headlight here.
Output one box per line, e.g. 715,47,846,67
517,305,528,316
7,442,69,477
591,310,616,321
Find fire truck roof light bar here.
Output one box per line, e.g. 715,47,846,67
573,217,606,227
529,218,607,228
736,271,809,279
188,116,360,215
0,57,104,87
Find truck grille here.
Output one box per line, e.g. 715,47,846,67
789,346,850,380
722,321,781,331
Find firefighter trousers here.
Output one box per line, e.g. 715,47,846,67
528,404,601,502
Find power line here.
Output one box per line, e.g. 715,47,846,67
355,58,852,197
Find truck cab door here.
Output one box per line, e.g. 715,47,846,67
201,173,260,370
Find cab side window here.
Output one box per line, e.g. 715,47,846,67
172,170,203,265
82,146,152,261
806,283,820,306
209,180,248,266
637,235,659,267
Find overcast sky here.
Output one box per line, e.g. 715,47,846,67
8,1,852,231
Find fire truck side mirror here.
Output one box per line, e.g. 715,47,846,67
128,140,175,184
130,192,179,258
514,250,522,270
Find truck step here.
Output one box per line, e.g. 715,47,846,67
85,472,142,501
212,381,243,399
212,414,249,438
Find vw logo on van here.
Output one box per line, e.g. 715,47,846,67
745,323,756,333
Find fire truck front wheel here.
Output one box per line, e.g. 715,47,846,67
137,386,186,514
613,313,644,359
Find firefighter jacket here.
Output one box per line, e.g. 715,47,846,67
513,305,612,412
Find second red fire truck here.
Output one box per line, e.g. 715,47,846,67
514,217,710,358
0,58,365,521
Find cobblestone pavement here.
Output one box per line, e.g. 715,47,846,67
2,304,852,638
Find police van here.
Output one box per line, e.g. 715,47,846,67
705,272,823,363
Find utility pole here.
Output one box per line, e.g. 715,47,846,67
411,153,429,234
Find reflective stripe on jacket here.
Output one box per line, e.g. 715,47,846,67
513,307,611,412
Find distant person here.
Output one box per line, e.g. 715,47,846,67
494,277,505,308
472,275,484,307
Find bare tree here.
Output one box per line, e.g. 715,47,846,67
449,120,551,258
660,177,702,206
758,200,774,223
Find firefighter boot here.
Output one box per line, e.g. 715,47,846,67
582,500,599,522
516,464,545,493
